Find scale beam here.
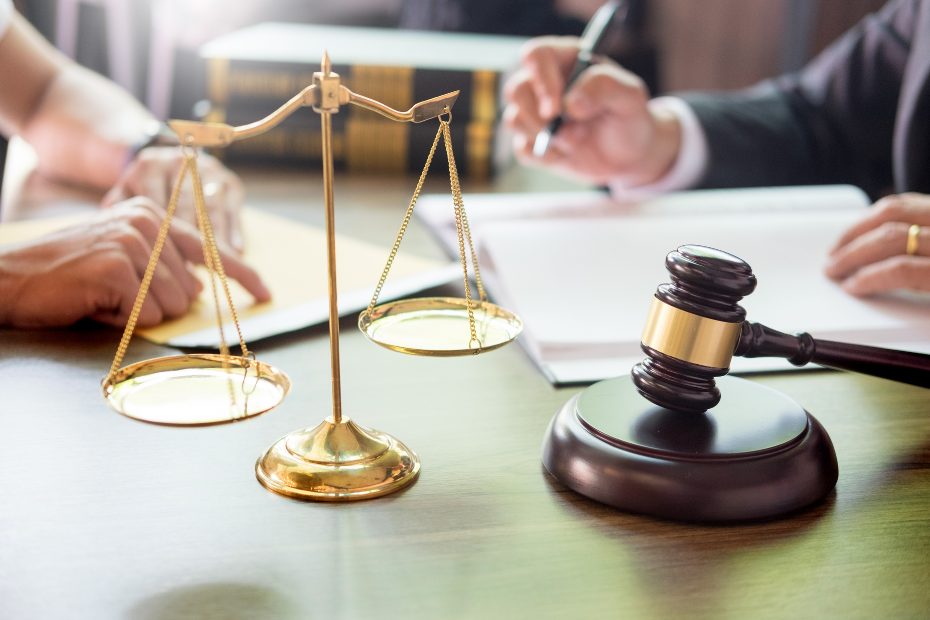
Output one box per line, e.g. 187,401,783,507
167,85,459,147
344,89,459,123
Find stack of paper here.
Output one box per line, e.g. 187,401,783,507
417,186,930,385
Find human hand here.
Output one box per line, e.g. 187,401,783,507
825,193,930,295
102,147,245,252
0,198,270,328
502,36,681,186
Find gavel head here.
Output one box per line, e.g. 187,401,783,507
631,245,757,413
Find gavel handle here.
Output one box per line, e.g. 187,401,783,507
734,322,930,388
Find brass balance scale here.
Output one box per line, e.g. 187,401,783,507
100,53,523,501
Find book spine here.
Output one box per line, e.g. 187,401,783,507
205,59,498,178
467,70,498,180
345,65,413,174
204,58,229,161
227,65,317,100
470,70,497,123
207,57,229,120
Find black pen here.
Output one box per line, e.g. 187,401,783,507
532,0,627,158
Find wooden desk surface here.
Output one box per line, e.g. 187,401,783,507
1,168,929,619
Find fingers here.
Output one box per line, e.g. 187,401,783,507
87,247,165,327
505,41,654,184
197,154,246,253
503,37,587,146
825,221,930,295
90,196,268,327
518,37,580,119
114,149,175,208
102,201,200,321
564,64,648,121
158,206,271,303
506,78,565,167
101,184,128,208
509,39,644,126
91,198,271,327
829,193,930,255
840,256,930,296
113,199,203,300
503,73,546,138
219,254,272,303
826,192,930,296
1,194,263,328
825,221,925,279
106,147,246,252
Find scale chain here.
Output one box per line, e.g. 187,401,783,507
188,152,251,360
197,182,230,359
440,119,481,350
361,113,488,352
188,152,259,413
106,158,191,382
363,122,444,321
105,149,258,413
441,121,487,304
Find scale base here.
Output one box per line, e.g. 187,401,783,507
256,417,420,501
542,375,838,522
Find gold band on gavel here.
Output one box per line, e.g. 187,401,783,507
640,297,742,369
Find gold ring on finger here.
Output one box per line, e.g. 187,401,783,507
906,223,921,256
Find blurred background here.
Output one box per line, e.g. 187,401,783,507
12,0,887,120
2,0,888,184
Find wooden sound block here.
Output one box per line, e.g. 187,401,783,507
542,375,838,522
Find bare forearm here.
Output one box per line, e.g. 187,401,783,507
23,64,154,189
0,12,153,191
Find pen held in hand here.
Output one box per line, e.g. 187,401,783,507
532,1,627,158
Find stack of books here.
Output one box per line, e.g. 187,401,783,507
199,23,526,179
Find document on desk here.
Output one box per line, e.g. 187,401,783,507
417,185,930,385
0,208,458,347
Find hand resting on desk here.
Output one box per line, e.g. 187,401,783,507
102,148,246,254
0,198,270,328
826,193,930,296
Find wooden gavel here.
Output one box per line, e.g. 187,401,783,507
632,245,930,413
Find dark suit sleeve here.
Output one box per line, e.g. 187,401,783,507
681,0,915,199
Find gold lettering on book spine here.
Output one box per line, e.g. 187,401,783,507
228,70,306,99
208,58,230,108
471,70,497,123
347,66,413,173
466,70,497,179
466,122,492,180
227,130,324,159
206,58,230,159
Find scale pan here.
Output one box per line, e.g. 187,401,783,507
360,296,522,356
103,354,290,426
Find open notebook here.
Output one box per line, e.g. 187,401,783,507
0,208,458,347
417,186,930,385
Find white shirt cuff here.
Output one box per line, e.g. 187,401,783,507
608,96,709,199
0,0,13,41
